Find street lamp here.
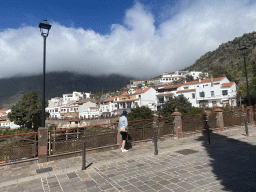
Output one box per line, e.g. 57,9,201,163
239,46,251,106
39,19,52,127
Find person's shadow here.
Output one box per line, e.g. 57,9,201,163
197,129,256,191
125,134,133,150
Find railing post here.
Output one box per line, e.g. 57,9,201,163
246,106,254,124
214,108,224,131
172,109,182,139
38,127,48,163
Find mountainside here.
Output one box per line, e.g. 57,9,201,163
0,72,133,109
183,31,256,84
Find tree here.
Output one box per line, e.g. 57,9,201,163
186,75,194,82
137,84,142,89
158,95,192,117
8,90,48,131
127,106,153,121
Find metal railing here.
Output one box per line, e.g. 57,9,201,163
223,109,250,127
0,132,38,163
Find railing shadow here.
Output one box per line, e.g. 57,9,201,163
196,130,256,191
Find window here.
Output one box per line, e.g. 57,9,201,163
214,83,220,85
222,90,228,96
192,93,195,98
193,73,195,75
184,87,188,90
200,92,205,97
211,91,214,97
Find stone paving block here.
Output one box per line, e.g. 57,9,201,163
62,185,75,192
98,183,113,190
177,182,197,190
50,186,63,192
172,187,188,192
84,180,98,188
137,184,154,191
150,183,165,190
105,187,119,192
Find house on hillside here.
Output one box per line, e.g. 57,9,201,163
100,96,119,116
155,84,181,110
0,118,20,129
133,87,157,111
0,109,11,117
160,71,188,84
63,91,90,104
78,101,99,119
183,71,209,80
175,76,236,108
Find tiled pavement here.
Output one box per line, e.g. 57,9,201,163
1,125,256,192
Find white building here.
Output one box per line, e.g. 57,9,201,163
183,71,209,80
100,96,119,116
155,76,237,109
78,101,99,119
160,71,188,84
0,119,20,129
63,91,90,103
175,76,236,108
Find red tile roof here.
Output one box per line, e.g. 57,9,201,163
159,84,181,90
134,87,151,94
0,109,8,115
157,93,173,96
0,121,11,123
177,89,196,93
182,77,226,85
103,103,110,105
114,98,139,103
89,107,97,109
104,96,118,102
120,92,129,96
221,82,235,87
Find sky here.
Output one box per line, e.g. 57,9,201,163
1,0,256,79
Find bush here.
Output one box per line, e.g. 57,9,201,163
186,107,205,115
127,106,153,121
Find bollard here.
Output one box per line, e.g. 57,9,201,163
245,119,249,136
82,142,86,170
154,131,158,155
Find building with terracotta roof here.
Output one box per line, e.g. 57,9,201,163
155,76,237,109
175,76,236,107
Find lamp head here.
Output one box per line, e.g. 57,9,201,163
39,19,52,37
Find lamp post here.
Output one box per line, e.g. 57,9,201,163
239,46,251,106
39,19,52,127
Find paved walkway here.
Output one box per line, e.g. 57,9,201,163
1,125,256,192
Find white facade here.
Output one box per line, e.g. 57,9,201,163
0,120,20,129
160,71,188,84
100,96,119,116
183,71,209,80
175,77,237,108
78,101,99,118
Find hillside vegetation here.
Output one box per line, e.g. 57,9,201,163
183,32,256,85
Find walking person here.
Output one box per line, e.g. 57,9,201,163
119,110,129,152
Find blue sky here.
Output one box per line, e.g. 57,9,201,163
1,0,256,79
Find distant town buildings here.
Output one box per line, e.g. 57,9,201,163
0,71,237,127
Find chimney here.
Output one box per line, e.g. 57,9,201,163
211,75,213,87
199,78,201,83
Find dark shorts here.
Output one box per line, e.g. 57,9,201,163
121,132,127,140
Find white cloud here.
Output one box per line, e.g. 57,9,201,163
1,0,256,79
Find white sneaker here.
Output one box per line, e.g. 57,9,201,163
122,149,128,152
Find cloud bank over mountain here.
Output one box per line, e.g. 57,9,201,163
1,0,256,79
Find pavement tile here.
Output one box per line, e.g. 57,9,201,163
98,183,114,190
137,184,154,192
